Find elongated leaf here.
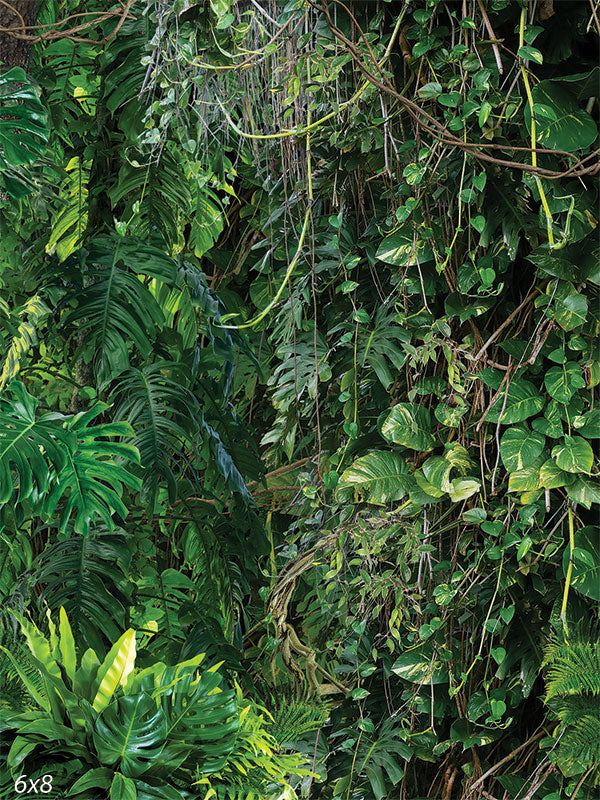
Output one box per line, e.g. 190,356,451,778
45,157,90,261
93,629,137,712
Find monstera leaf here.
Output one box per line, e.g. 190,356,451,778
65,237,178,387
92,693,168,778
157,657,238,773
0,382,140,534
0,67,48,198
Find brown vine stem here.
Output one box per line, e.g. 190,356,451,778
472,287,539,365
466,729,545,795
316,0,600,179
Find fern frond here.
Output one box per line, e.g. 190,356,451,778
544,639,600,699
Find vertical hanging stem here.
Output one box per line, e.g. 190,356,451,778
560,503,575,636
519,5,555,248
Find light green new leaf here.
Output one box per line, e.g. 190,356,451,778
381,403,435,451
500,426,545,472
45,157,90,261
562,527,600,601
551,435,594,474
337,452,410,505
0,294,50,391
93,629,137,712
448,478,480,502
59,607,77,684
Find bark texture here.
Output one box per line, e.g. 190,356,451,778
0,0,37,69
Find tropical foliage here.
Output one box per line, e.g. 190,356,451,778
0,0,598,798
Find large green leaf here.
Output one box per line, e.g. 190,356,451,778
545,363,585,403
92,693,167,778
157,659,238,773
391,645,448,684
552,293,588,332
525,80,598,151
336,451,411,505
35,533,133,653
500,426,546,472
562,527,600,601
551,435,594,474
44,404,141,535
381,403,435,451
0,381,67,504
486,379,545,424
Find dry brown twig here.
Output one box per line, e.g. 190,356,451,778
0,0,137,46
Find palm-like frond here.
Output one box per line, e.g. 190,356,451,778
545,639,600,699
112,362,200,507
33,531,133,652
543,632,600,783
64,236,177,386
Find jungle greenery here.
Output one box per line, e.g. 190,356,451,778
0,0,598,798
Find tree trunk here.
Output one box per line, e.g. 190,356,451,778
0,0,37,70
